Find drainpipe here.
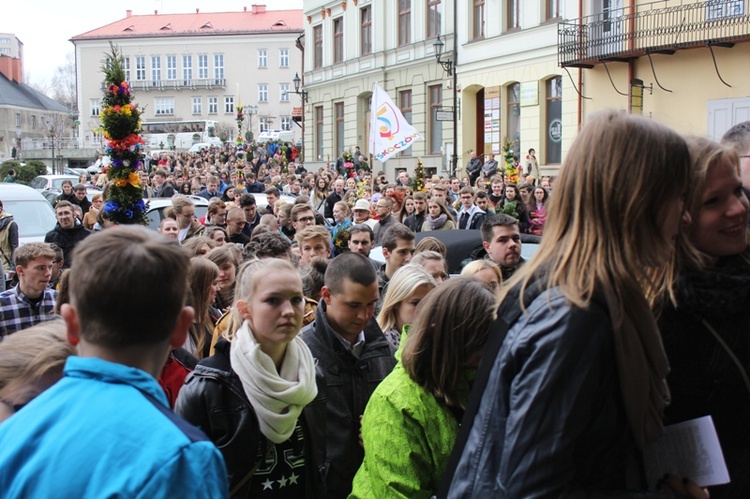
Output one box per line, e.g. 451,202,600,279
577,0,583,131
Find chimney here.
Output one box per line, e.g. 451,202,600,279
0,56,22,84
252,4,266,14
196,8,199,13
126,9,132,17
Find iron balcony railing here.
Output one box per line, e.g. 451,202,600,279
559,0,750,67
100,78,227,91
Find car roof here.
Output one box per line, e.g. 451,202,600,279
0,183,51,201
146,196,209,209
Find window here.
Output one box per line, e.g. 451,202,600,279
335,102,345,156
31,115,36,129
198,54,208,79
0,48,10,54
507,0,520,31
208,96,218,114
224,96,235,113
258,84,268,103
400,90,413,156
281,116,292,131
155,97,175,115
259,117,271,133
135,56,146,80
280,48,289,67
192,97,202,115
429,85,443,154
315,106,324,160
473,0,485,39
280,83,290,102
90,99,101,117
399,0,411,46
507,83,521,150
258,49,267,68
427,0,441,39
123,57,131,81
546,76,563,164
214,54,224,82
313,25,323,69
547,0,561,20
182,55,192,84
15,113,20,127
167,55,177,80
361,6,372,55
151,56,161,83
333,18,344,63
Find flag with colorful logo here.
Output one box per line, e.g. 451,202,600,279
369,82,423,163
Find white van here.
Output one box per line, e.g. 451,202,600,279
257,130,295,143
0,184,57,244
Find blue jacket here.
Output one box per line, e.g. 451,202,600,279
447,288,642,497
0,356,228,498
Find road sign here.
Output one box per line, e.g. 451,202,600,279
436,109,454,121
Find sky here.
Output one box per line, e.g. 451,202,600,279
3,0,303,88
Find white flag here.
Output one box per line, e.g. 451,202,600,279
369,83,423,163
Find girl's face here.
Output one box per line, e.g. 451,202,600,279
505,187,517,201
534,188,545,203
346,179,356,189
207,276,221,305
239,269,305,351
333,205,347,223
395,284,433,331
405,199,415,214
217,262,236,290
211,231,226,246
225,187,235,199
474,268,500,294
688,159,749,257
317,178,326,189
429,203,441,217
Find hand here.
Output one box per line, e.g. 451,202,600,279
656,474,710,499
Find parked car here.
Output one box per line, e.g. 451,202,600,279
29,175,80,192
188,142,220,153
257,129,294,143
369,230,541,274
145,196,209,231
41,187,104,206
0,184,57,244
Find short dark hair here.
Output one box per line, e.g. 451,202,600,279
324,252,377,294
480,214,519,243
74,184,86,192
291,203,314,222
381,223,415,252
55,201,74,212
265,186,280,196
244,231,292,260
349,224,374,241
239,193,256,207
69,226,189,347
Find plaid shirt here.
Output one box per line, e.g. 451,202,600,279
0,286,58,339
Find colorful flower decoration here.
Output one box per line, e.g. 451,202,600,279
99,42,148,225
503,138,519,185
409,158,425,193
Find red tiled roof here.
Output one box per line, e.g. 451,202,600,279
71,9,303,40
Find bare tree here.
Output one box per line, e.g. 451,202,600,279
51,52,76,111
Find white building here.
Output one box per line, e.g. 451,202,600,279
71,5,303,151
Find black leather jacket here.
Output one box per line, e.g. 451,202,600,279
300,303,396,499
175,339,326,498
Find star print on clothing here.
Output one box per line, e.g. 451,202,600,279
277,475,289,488
288,472,299,485
261,478,274,490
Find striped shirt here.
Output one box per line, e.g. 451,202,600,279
0,286,58,339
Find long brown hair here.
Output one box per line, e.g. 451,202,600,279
187,257,219,358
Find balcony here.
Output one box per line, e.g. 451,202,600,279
558,0,750,68
100,78,226,91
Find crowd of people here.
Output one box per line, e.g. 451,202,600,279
0,112,748,498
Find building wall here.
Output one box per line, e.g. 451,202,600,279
0,34,23,60
74,30,302,150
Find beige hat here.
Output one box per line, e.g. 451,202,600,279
353,199,371,211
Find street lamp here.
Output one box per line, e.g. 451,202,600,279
246,105,258,141
292,73,308,103
46,119,57,174
434,34,459,178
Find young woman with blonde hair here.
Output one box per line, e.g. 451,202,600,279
376,264,437,349
460,259,502,301
445,110,703,497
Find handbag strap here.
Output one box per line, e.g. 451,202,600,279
701,319,750,400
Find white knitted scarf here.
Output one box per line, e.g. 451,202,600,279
230,321,318,444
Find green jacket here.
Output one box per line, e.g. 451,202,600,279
349,358,469,499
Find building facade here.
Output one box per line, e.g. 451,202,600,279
72,5,303,151
300,0,577,179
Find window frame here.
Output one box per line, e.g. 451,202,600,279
224,96,235,114
313,25,323,69
335,102,345,156
208,96,218,115
399,0,412,46
214,54,224,82
427,0,441,39
428,85,443,155
258,84,269,103
166,55,177,80
182,55,193,84
154,97,175,116
198,54,209,79
399,90,413,156
333,17,344,64
315,105,324,160
507,0,520,31
361,6,372,55
279,48,289,68
473,0,485,40
258,49,268,68
192,97,202,115
280,83,290,102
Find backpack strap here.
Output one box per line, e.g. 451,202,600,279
436,278,544,498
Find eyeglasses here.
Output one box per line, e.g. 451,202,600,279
296,216,315,223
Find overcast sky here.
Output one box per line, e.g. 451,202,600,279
3,0,303,87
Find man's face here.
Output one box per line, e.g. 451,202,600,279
348,231,373,256
432,190,446,204
277,210,289,226
212,208,227,225
421,259,448,284
18,257,53,298
322,278,379,339
154,175,165,186
242,204,257,223
334,180,345,194
300,237,330,264
353,209,370,223
383,237,415,271
74,189,86,201
375,200,391,219
398,172,408,185
451,178,460,191
484,225,521,268
176,205,195,229
292,209,316,230
55,206,74,229
414,199,426,214
491,181,504,196
207,181,219,193
460,192,474,210
267,193,279,206
50,255,64,281
227,214,246,235
476,197,489,212
291,181,301,194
